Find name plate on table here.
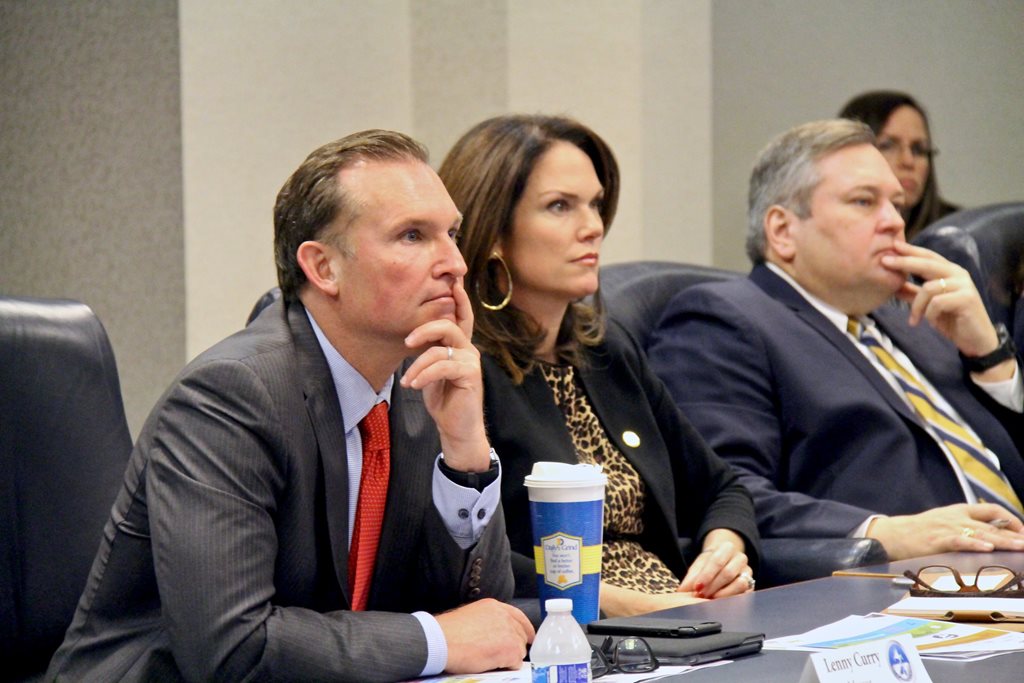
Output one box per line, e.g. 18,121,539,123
799,635,933,683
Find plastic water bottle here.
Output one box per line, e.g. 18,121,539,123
530,598,591,683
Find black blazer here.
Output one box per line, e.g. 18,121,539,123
648,264,1024,539
482,322,760,596
47,299,513,682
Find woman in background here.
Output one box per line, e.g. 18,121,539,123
840,90,959,239
438,114,759,617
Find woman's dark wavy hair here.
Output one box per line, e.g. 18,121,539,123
839,90,958,239
438,114,620,384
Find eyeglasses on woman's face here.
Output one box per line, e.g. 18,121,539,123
903,565,1024,597
876,137,937,162
590,635,659,679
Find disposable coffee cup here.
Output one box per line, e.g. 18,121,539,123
524,461,606,625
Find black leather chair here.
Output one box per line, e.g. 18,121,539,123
599,261,888,587
246,286,282,325
600,261,739,350
0,297,132,681
914,202,1024,352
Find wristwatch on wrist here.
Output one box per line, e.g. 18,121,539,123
439,448,500,492
960,323,1018,373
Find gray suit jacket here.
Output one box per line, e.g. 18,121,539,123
47,299,513,682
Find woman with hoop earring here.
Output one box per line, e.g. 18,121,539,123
439,114,760,618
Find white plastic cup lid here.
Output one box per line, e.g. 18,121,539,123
545,598,573,612
523,461,606,488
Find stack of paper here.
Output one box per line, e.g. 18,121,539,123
764,613,1024,662
884,595,1024,625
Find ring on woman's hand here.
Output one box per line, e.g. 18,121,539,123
742,573,755,590
939,277,948,293
961,526,975,538
446,346,454,361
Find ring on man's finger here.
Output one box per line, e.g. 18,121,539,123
961,526,976,538
447,346,454,361
939,277,948,293
742,573,755,590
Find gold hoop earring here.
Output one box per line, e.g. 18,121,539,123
478,253,513,311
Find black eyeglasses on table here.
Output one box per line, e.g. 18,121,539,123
590,635,659,679
902,565,1024,598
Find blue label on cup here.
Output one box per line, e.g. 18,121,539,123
530,498,603,624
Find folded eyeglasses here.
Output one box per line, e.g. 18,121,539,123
903,565,1024,598
590,635,659,679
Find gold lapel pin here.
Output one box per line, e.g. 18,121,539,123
622,431,641,448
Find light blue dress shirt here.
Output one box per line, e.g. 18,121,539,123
306,312,501,676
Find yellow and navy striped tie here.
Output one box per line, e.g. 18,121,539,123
848,318,1024,516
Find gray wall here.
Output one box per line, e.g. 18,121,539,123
712,0,1024,270
179,0,713,361
0,0,183,436
1,0,1021,436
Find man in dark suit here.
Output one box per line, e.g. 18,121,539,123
47,130,533,681
648,119,1024,561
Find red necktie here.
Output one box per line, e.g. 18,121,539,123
348,401,391,611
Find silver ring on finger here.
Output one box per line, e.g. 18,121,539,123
939,277,947,293
742,573,755,590
446,345,454,361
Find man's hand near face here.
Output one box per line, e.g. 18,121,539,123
884,241,1017,382
399,276,492,472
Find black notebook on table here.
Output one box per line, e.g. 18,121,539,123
586,618,764,666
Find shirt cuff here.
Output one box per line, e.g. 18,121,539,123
431,453,502,549
973,361,1023,412
412,611,448,677
970,362,1019,411
851,514,884,538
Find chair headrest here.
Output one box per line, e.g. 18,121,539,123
0,296,132,674
915,202,1024,331
601,261,741,349
247,287,283,325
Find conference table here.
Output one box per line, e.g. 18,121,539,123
642,551,1024,682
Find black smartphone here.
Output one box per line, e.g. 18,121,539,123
585,631,764,666
586,617,722,638
642,632,764,665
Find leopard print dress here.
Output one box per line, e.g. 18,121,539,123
540,363,680,594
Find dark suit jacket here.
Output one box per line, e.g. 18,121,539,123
47,299,513,682
482,322,760,595
647,264,1024,540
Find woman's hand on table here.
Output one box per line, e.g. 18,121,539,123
678,529,753,599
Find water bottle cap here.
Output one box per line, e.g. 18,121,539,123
544,598,573,612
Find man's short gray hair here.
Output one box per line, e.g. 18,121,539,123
745,119,875,264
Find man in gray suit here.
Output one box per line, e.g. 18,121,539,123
47,130,534,682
